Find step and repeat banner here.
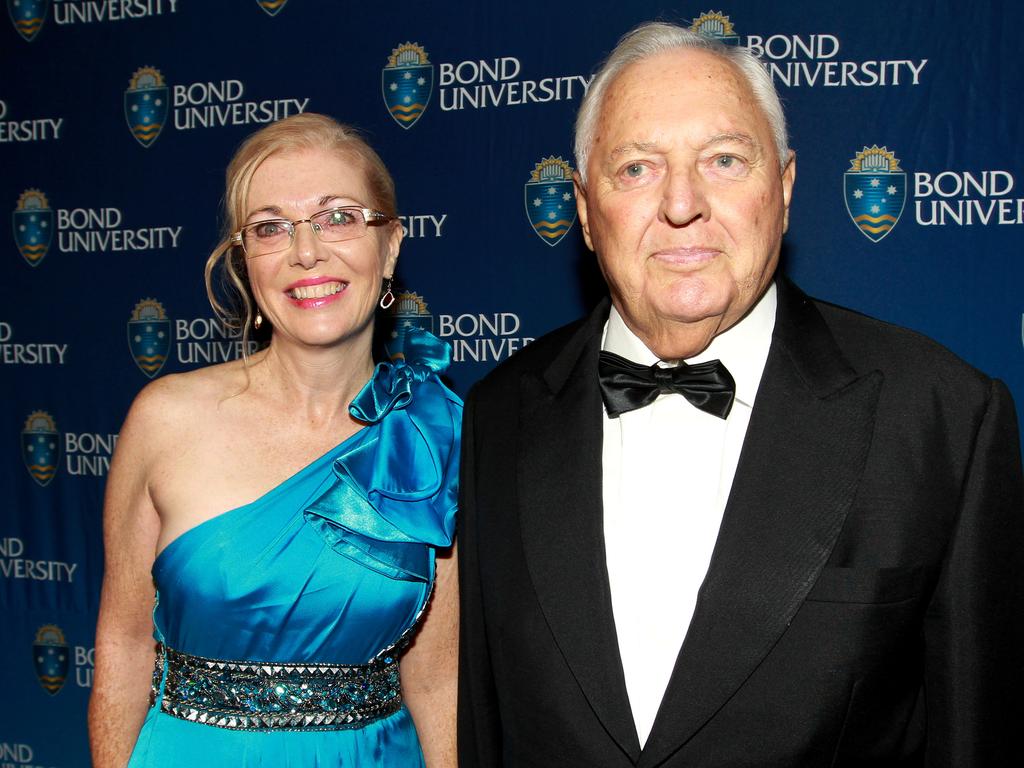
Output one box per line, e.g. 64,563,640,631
3,2,1021,765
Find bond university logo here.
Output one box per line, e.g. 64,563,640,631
21,411,59,486
125,67,168,147
385,291,434,361
689,10,739,45
13,189,53,267
33,625,68,695
128,299,170,377
525,157,577,246
7,0,47,41
257,0,288,15
844,146,906,242
383,43,433,129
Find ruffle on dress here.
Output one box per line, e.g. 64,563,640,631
303,328,461,582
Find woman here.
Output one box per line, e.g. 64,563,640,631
89,113,459,767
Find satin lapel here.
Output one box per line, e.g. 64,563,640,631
519,301,642,762
640,281,883,767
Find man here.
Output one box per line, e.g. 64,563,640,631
458,21,1022,768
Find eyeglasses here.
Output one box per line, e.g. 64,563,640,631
231,206,395,257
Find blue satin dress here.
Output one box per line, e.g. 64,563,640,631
127,330,461,767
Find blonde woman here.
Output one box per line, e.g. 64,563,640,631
90,114,459,767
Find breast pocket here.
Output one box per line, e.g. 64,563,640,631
804,565,930,605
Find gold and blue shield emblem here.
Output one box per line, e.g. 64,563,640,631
256,0,288,15
7,0,47,42
524,156,577,247
127,298,171,378
384,291,434,361
690,11,740,45
33,625,68,695
12,189,53,267
382,43,433,130
844,145,906,242
21,411,59,487
124,67,169,148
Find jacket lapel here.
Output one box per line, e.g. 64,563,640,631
639,280,883,767
518,300,643,762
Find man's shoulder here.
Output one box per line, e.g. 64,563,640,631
809,295,993,391
468,312,595,401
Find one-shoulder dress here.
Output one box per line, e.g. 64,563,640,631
127,330,461,767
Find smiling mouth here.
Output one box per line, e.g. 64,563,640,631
286,281,347,300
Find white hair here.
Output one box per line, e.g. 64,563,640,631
574,22,790,183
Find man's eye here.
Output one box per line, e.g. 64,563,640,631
624,163,645,178
713,155,746,172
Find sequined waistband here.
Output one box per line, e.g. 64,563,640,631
150,644,403,731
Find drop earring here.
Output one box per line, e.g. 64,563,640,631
254,309,263,329
379,278,395,309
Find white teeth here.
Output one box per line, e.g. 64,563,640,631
288,281,344,300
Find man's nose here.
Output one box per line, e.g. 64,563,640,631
660,166,710,226
289,221,329,268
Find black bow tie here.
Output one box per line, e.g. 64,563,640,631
598,350,735,419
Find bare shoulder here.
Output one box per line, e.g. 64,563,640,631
118,357,255,457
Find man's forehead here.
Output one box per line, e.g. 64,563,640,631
607,132,760,159
611,46,743,89
593,50,771,156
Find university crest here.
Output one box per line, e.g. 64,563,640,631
124,66,169,147
256,0,288,15
524,156,577,246
21,411,59,487
33,625,68,695
127,298,171,378
844,145,907,242
7,0,47,42
689,10,739,44
384,291,434,361
382,43,433,129
13,189,53,267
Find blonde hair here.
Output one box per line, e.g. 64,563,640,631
204,113,397,346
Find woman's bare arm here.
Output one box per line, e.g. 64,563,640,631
88,388,164,768
402,545,459,768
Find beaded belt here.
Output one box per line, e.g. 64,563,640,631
150,644,403,731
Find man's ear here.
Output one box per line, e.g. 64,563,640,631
574,171,595,252
781,150,796,234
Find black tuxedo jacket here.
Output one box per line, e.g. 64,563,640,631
458,279,1023,767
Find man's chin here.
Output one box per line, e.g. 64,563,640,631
615,307,729,360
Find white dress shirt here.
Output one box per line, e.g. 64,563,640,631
601,284,777,747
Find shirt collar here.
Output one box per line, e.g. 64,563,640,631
601,283,777,408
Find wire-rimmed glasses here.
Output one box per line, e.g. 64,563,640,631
231,206,395,257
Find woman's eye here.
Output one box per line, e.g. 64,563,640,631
253,222,284,238
326,211,355,226
625,163,645,178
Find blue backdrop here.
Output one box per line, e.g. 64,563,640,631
3,2,1022,765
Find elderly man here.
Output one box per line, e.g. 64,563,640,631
458,21,1022,768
